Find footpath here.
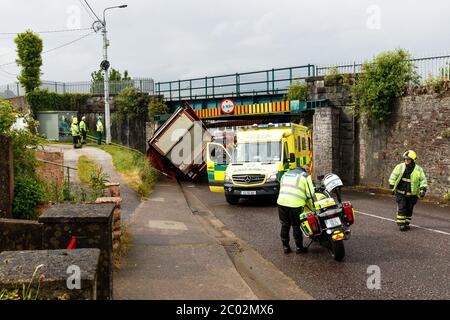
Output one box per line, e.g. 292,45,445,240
113,178,257,299
42,144,140,222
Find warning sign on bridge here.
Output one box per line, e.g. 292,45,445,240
220,99,235,114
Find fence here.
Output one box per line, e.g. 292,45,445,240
314,54,450,82
0,78,154,98
155,65,315,101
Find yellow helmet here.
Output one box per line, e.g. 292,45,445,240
403,150,417,161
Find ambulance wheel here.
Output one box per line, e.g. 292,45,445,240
225,195,239,205
330,240,345,261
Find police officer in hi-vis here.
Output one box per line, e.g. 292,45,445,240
277,165,316,254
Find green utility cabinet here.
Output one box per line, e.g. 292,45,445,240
37,111,77,141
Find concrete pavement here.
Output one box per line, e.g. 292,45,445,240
113,178,257,300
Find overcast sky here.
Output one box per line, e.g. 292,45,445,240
0,0,449,84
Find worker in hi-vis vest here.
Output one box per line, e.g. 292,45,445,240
71,117,81,149
389,150,428,232
276,165,316,254
79,116,87,144
96,116,104,145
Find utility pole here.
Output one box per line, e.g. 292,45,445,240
88,1,127,145
102,23,111,144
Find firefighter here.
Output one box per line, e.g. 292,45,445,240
276,165,316,254
389,150,428,231
96,116,104,145
71,117,81,149
79,116,87,144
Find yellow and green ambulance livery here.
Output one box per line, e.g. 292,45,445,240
206,123,312,204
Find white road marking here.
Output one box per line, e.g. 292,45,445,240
355,210,450,236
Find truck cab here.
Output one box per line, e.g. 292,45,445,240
207,123,312,204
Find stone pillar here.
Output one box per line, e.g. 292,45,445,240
39,203,115,300
312,107,340,181
0,135,13,218
95,197,122,254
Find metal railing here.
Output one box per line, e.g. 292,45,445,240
155,65,315,101
36,158,77,196
315,54,450,82
0,78,154,98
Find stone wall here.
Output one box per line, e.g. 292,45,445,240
0,219,43,252
0,135,13,218
358,94,450,198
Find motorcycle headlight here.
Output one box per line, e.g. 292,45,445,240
267,173,278,182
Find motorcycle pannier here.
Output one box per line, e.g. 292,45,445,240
300,211,321,237
342,202,355,225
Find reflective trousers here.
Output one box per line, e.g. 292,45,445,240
278,205,304,246
396,194,418,226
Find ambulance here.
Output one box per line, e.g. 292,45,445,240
206,123,312,204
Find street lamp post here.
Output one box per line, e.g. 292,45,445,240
101,5,127,145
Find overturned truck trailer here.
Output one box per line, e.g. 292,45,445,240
147,103,212,180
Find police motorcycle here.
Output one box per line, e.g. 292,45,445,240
299,174,355,261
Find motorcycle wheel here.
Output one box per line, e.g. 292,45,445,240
330,240,345,261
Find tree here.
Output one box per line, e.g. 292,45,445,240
115,87,147,117
287,81,308,101
15,30,43,93
90,68,131,82
90,68,132,95
148,96,169,117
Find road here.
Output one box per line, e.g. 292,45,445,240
182,182,450,300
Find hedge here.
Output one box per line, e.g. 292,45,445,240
26,89,91,115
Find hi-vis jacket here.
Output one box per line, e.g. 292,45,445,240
71,123,80,136
277,168,316,208
389,163,428,196
79,120,87,132
96,121,103,132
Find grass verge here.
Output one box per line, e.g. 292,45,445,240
93,144,159,199
77,155,98,185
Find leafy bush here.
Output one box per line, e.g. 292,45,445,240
286,81,308,101
13,175,44,219
425,76,449,94
26,90,91,115
148,96,169,116
443,191,450,201
115,87,148,118
324,67,354,86
351,49,419,121
77,155,109,198
0,98,17,134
